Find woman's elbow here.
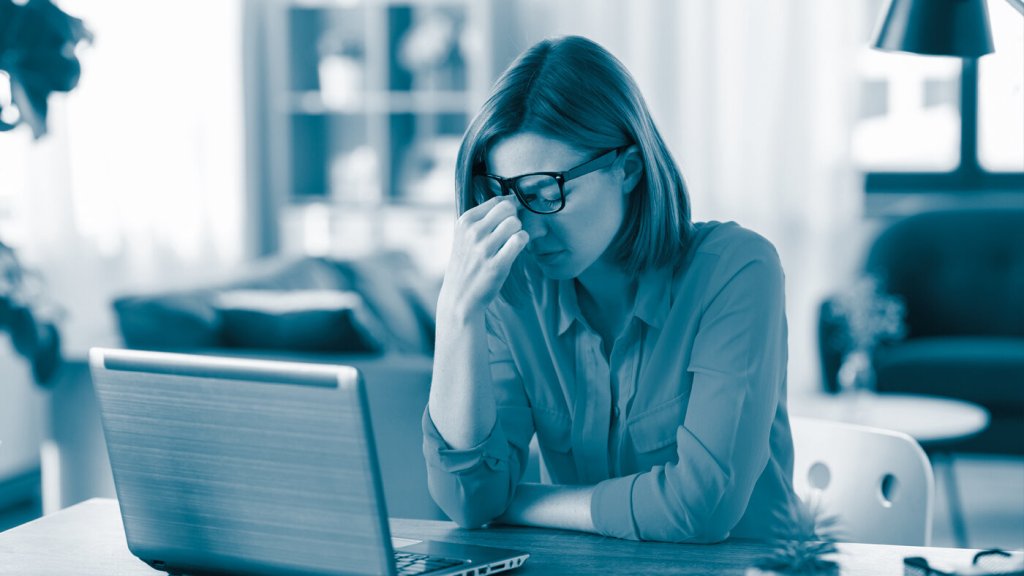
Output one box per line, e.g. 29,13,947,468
663,511,733,544
689,525,732,544
443,506,495,529
427,475,509,529
679,496,746,543
654,487,738,543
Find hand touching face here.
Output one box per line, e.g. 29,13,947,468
486,132,634,281
440,196,530,317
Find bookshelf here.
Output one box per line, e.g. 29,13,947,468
246,0,493,275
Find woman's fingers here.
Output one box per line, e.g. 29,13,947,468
444,195,529,312
470,197,518,240
480,213,523,256
491,230,530,273
462,194,507,223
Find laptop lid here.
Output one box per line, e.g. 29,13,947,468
90,348,398,576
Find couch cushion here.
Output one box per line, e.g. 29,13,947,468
874,337,1024,409
214,290,385,353
113,292,221,349
232,257,352,292
333,253,436,355
111,254,438,355
866,209,1024,338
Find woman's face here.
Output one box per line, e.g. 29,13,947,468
486,132,632,281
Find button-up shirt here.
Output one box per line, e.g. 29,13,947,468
423,221,799,542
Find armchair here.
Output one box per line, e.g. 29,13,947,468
818,208,1024,455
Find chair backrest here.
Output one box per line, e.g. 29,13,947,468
865,208,1024,338
791,417,934,546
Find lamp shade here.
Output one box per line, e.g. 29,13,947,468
872,0,995,57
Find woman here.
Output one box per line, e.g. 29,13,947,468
423,35,799,543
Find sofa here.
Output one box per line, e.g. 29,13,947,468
818,208,1024,455
110,252,450,519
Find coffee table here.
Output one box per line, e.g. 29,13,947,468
790,391,990,548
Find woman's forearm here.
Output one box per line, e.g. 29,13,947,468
428,302,497,450
496,483,597,534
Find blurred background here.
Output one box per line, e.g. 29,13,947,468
1,0,1021,550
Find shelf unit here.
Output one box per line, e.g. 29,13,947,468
247,0,493,273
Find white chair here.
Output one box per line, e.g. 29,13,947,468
791,416,935,546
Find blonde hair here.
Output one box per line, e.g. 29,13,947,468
455,36,694,300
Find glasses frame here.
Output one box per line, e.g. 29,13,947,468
474,146,627,214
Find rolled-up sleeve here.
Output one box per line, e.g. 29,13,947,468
591,239,787,542
422,307,535,528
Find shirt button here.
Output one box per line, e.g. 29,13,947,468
613,406,620,419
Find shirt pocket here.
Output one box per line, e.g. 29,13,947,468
532,405,572,453
628,394,687,454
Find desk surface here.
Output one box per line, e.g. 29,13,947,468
790,392,990,446
0,498,983,576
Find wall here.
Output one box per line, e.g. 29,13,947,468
0,338,48,506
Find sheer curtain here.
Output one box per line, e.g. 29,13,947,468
514,0,874,391
0,0,246,354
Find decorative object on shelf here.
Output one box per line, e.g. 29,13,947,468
397,8,459,76
746,499,841,576
0,240,63,385
0,0,92,139
330,145,382,204
318,23,364,110
829,274,906,395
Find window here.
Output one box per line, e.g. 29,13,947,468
853,0,1024,194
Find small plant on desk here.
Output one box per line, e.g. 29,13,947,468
746,499,840,576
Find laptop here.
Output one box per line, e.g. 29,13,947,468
89,348,529,576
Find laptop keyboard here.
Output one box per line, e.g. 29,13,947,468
394,551,466,575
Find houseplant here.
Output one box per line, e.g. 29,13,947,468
1,0,90,384
0,0,91,138
746,499,841,576
0,241,62,384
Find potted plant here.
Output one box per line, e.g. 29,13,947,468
0,241,63,385
1,0,90,384
746,500,842,576
0,0,92,138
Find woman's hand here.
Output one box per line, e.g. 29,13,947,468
439,196,529,319
429,196,526,450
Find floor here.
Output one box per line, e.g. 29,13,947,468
2,456,1022,550
931,455,1024,551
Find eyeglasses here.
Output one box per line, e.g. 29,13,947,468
903,549,1022,576
473,146,626,215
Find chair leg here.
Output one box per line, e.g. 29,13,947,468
935,452,970,548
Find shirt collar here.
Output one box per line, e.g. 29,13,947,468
556,278,579,336
633,265,673,330
555,265,673,336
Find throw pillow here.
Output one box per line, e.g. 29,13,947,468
112,292,221,349
215,289,386,353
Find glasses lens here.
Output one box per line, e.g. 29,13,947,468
515,175,562,213
473,175,504,204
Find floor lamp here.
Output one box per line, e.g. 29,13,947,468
869,1,1023,547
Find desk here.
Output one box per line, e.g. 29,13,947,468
790,392,990,548
0,498,984,576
